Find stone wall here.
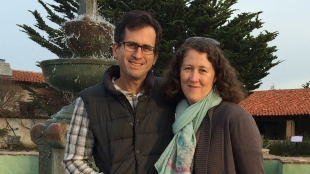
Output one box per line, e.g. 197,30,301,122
0,151,310,174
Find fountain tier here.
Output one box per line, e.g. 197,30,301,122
39,58,117,93
64,20,114,58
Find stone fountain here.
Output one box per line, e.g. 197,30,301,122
30,0,117,173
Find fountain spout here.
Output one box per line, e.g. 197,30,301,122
62,0,115,59
78,0,98,16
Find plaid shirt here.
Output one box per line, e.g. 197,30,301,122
63,78,143,174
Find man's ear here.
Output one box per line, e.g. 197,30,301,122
112,43,119,59
153,53,158,65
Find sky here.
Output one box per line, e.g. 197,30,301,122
1,0,309,91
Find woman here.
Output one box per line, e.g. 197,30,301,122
155,37,264,174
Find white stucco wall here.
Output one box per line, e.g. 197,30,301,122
0,118,46,148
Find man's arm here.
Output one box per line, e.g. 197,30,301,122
63,97,101,174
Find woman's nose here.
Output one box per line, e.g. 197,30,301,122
190,72,199,82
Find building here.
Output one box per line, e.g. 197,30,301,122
0,60,68,148
240,89,310,140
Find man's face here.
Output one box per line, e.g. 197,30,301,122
112,27,158,83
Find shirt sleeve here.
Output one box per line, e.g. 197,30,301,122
63,97,102,174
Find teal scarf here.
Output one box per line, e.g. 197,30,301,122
155,89,222,174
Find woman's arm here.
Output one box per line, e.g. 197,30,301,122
229,107,264,174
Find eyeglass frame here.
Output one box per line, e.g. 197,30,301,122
117,41,156,55
186,37,220,46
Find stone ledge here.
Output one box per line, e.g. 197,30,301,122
264,153,310,164
0,149,38,156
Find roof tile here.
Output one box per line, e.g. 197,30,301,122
12,70,45,83
239,89,310,116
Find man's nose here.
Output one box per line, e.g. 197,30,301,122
133,47,143,58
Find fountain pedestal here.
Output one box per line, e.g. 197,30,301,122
31,122,69,174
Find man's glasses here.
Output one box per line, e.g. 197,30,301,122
118,41,155,55
186,37,220,46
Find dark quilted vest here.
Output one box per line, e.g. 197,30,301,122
79,66,175,174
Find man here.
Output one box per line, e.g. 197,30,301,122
63,10,176,174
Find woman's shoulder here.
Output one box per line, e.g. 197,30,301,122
213,101,251,119
216,101,245,111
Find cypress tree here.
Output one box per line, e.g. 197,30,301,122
18,0,281,91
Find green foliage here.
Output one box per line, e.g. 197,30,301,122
18,0,281,91
20,84,70,116
16,0,77,58
1,112,19,136
0,128,9,141
261,135,271,149
0,127,18,144
267,134,310,157
0,125,15,141
302,81,310,88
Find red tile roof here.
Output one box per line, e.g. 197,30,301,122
239,89,310,116
12,70,45,83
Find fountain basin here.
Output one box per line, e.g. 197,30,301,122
39,58,117,93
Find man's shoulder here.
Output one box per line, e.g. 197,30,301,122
79,83,105,97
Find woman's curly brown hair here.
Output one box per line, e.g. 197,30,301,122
161,37,247,104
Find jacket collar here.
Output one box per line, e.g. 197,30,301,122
102,65,154,95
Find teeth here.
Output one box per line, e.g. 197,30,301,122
130,62,142,66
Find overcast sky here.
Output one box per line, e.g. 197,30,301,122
1,0,309,90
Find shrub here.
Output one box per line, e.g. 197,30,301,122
267,134,310,157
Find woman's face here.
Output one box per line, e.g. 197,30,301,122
180,49,216,105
